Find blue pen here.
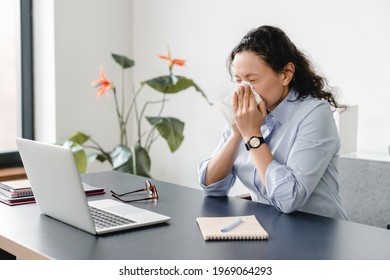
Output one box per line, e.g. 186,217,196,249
221,218,243,232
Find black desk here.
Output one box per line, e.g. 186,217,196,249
1,171,390,259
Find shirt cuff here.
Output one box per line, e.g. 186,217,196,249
198,159,235,196
265,160,295,201
265,160,313,214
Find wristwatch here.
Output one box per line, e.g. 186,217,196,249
245,136,265,151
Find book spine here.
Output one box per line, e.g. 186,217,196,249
207,234,267,240
12,190,34,198
0,197,35,206
0,188,33,198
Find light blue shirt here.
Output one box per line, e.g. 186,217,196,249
198,90,349,220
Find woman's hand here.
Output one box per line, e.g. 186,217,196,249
233,85,267,139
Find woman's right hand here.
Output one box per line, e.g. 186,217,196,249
233,85,265,140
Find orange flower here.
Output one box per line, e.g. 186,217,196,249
91,66,114,97
158,47,186,69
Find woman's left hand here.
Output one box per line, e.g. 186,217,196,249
233,85,267,139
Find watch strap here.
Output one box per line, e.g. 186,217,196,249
245,136,265,151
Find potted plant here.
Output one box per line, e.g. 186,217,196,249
64,48,211,177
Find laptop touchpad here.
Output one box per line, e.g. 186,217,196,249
105,205,144,215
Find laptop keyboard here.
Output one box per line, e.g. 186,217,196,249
89,206,136,229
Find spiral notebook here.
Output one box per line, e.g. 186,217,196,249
196,215,269,241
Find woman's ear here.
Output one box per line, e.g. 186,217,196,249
282,62,295,86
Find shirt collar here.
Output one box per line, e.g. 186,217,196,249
267,89,299,125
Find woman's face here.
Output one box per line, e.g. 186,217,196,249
231,51,291,111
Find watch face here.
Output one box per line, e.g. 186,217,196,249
249,137,261,148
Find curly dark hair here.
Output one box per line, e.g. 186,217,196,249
227,25,346,110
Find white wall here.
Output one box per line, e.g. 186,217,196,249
34,0,390,194
34,0,133,171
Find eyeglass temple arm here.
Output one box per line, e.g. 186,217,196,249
110,188,146,197
111,180,153,197
111,193,157,202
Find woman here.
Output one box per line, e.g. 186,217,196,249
198,25,349,220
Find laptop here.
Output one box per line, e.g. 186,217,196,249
16,137,170,235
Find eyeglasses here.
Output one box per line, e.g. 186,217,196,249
110,180,158,202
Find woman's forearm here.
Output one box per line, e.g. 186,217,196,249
204,134,241,186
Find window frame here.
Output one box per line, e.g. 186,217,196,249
0,0,34,168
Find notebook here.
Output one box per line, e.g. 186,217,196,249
0,179,33,198
0,191,35,206
16,137,170,235
196,215,269,240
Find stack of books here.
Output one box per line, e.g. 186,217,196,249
0,179,35,206
0,179,105,206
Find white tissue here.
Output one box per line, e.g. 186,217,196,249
240,81,262,103
219,82,262,125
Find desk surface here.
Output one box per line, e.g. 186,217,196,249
1,171,390,260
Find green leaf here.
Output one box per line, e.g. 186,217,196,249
131,145,151,177
68,131,90,145
88,153,110,163
111,53,135,69
142,75,213,105
146,116,184,152
72,146,88,173
110,145,132,169
62,141,87,173
111,144,151,177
